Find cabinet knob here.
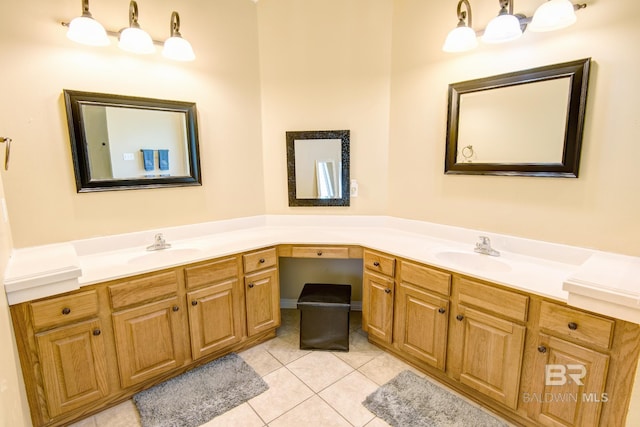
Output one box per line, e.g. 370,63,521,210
61,307,71,315
317,251,323,256
373,261,380,267
538,345,547,353
172,305,180,312
456,314,464,321
568,322,578,330
191,300,198,306
248,283,255,289
438,307,446,314
384,288,391,294
93,329,101,336
259,258,265,263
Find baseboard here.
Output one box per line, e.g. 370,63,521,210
280,298,362,311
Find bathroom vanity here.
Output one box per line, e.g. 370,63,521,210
5,216,640,427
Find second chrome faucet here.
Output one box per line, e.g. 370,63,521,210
474,236,500,257
146,233,172,251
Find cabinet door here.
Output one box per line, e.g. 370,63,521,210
362,271,394,344
245,268,280,336
36,319,108,418
395,281,449,370
452,305,525,409
187,278,244,359
112,297,186,388
528,334,609,427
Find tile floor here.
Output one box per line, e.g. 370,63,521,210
70,309,510,427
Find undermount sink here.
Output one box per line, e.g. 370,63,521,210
127,248,202,265
435,251,512,273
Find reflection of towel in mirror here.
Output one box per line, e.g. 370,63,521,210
141,149,154,171
158,149,169,171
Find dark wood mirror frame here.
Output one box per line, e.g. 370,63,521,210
64,90,201,192
286,130,350,207
445,58,591,177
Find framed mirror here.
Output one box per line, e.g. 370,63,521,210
63,90,201,192
445,58,591,177
286,130,350,206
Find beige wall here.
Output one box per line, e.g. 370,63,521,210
0,175,30,426
0,0,265,248
388,0,640,256
257,0,393,215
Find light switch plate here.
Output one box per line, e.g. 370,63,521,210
123,152,135,161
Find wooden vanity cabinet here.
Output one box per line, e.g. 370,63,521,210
448,277,528,410
362,250,396,344
394,260,451,370
30,290,109,419
526,302,614,427
109,271,188,388
243,247,281,336
184,256,245,359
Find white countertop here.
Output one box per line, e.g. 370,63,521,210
4,215,639,323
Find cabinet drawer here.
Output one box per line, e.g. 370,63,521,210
400,261,451,296
31,290,99,330
109,271,178,310
364,250,396,277
243,248,277,273
539,302,614,349
184,257,239,289
457,278,528,323
291,246,349,259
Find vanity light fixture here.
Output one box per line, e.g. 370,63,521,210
442,0,479,53
529,0,583,32
63,0,196,61
442,0,587,52
482,0,524,44
162,12,196,62
66,0,109,47
118,1,155,54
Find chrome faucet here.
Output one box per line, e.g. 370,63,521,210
146,233,172,251
474,236,500,257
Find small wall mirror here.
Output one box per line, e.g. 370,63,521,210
445,58,591,177
64,90,201,192
286,130,350,206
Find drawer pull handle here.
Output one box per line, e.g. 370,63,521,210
538,345,547,353
568,322,578,330
373,261,380,267
438,307,446,314
259,258,265,263
317,251,323,256
191,300,198,306
172,305,180,312
384,288,391,294
456,314,464,321
93,329,101,336
248,283,255,289
61,307,71,315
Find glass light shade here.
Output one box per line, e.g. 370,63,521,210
118,27,155,54
443,26,478,52
481,13,523,43
529,0,577,32
66,16,110,46
162,37,195,61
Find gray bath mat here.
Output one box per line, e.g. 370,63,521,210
133,353,268,427
363,370,508,427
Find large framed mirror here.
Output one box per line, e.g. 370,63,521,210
445,58,591,177
286,130,350,206
63,90,201,192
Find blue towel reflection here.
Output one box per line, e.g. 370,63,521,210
141,149,154,171
158,149,169,171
